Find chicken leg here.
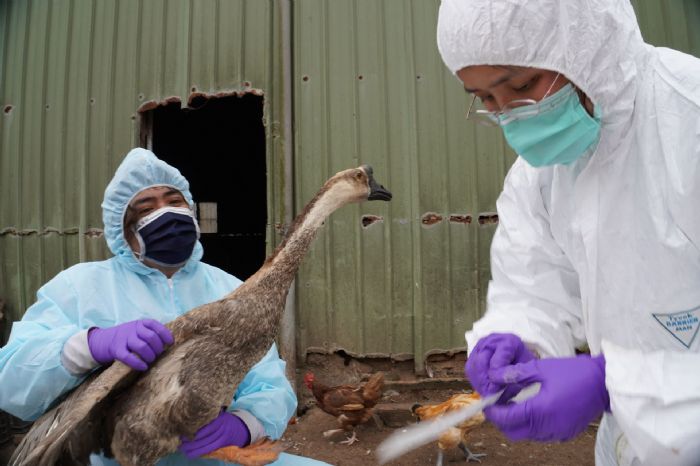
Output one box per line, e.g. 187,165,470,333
322,428,359,445
434,443,486,466
322,428,344,439
436,449,445,466
339,430,359,445
371,412,384,431
458,442,486,463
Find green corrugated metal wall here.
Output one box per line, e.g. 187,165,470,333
1,0,699,372
293,0,512,367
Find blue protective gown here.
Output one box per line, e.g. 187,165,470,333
0,148,328,466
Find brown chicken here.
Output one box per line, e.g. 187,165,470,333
412,393,486,465
304,371,385,445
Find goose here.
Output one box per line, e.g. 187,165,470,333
11,165,391,466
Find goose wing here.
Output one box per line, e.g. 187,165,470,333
10,362,137,466
9,303,216,466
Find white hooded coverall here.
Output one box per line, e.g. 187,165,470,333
437,1,700,464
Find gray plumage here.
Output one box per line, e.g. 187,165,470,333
10,166,391,466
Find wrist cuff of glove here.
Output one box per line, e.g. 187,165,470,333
592,354,611,412
61,329,100,375
231,409,263,444
86,326,109,364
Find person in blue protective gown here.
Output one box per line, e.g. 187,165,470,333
0,147,330,466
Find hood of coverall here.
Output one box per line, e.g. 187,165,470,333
101,147,203,275
437,0,649,143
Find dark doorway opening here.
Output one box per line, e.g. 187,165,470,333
146,94,267,280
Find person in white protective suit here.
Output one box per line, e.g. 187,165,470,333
437,0,700,465
0,148,329,466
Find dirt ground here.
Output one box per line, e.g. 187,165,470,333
282,403,597,466
0,350,598,466
287,351,598,466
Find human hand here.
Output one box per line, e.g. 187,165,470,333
87,319,174,371
179,410,251,459
465,333,536,402
485,354,609,442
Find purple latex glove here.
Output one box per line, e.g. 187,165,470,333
179,410,251,459
485,354,610,442
87,319,174,371
465,333,536,403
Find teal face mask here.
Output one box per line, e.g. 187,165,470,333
500,84,601,167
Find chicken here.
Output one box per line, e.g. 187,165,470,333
411,393,486,465
304,371,385,445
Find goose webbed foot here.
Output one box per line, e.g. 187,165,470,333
204,438,283,466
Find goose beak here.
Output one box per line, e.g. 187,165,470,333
362,165,392,201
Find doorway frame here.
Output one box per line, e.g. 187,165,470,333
136,84,297,382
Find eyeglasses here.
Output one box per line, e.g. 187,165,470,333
466,73,562,127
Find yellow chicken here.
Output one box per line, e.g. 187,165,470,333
411,393,486,465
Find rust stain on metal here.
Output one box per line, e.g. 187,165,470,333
138,100,160,112
274,222,290,237
305,346,414,362
137,96,182,113
302,75,309,82
185,89,264,108
449,214,472,224
0,227,104,237
361,215,383,228
421,212,443,226
478,212,499,225
3,105,13,114
187,92,208,108
85,228,104,238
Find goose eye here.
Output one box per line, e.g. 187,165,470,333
355,171,364,180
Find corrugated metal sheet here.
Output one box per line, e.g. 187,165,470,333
2,0,700,372
292,0,700,372
632,0,700,55
0,0,284,341
293,0,514,371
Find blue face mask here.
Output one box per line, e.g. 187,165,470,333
500,84,601,167
134,206,200,268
